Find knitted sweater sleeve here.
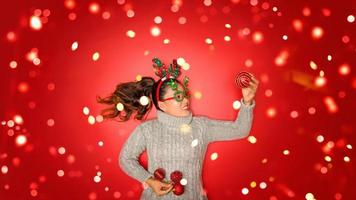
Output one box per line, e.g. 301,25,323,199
118,124,153,183
202,98,256,143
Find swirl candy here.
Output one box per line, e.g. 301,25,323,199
235,71,252,88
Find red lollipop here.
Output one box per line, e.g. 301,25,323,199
153,168,166,181
235,71,252,88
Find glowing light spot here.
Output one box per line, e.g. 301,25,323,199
205,38,213,44
250,0,258,6
154,16,162,24
245,59,253,67
225,23,231,28
180,124,192,134
323,96,338,113
265,89,273,97
96,115,103,123
180,62,189,70
98,141,104,147
139,96,150,106
259,182,267,189
311,27,324,40
210,152,218,160
88,115,96,125
224,36,231,41
346,144,352,150
327,55,332,61
89,3,100,14
9,61,18,69
30,189,38,197
248,136,257,144
344,156,350,162
309,61,318,70
92,52,100,61
16,135,27,146
177,57,186,66
171,4,180,13
241,187,249,195
1,166,8,174
232,100,241,110
267,107,277,118
203,0,212,6
252,31,264,43
30,16,42,30
7,120,15,128
302,7,311,16
71,41,78,51
305,193,315,200
58,147,66,155
290,111,299,118
135,75,142,82
180,178,187,185
94,175,101,183
163,38,170,44
292,19,303,32
250,181,257,188
57,170,65,177
47,119,55,127
320,166,328,174
68,13,77,20
338,64,351,75
67,154,76,164
102,11,111,20
194,91,202,99
347,15,355,23
113,191,122,199
324,156,332,162
150,26,161,37
314,76,327,87
282,35,288,40
189,139,199,149
116,103,124,111
64,0,76,9
127,10,135,18
321,8,331,17
33,58,41,66
283,149,290,155
126,30,136,38
316,135,324,143
13,115,24,125
83,107,90,115
7,31,17,42
274,50,289,66
117,0,125,5
178,17,187,24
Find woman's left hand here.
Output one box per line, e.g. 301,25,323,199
242,75,259,105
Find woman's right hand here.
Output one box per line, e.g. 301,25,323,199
145,177,173,197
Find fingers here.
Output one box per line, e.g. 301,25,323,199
157,186,173,196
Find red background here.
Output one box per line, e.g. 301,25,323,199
1,0,356,199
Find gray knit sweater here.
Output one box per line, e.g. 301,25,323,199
119,98,256,200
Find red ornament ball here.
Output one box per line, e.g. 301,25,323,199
170,170,183,183
154,168,166,181
172,183,184,195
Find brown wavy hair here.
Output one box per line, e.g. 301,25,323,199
97,76,181,122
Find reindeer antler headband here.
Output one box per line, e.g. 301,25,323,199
152,57,190,102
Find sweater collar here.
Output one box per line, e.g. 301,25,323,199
157,110,193,127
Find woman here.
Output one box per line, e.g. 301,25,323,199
97,58,259,199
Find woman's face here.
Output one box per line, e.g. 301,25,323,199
158,83,190,117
